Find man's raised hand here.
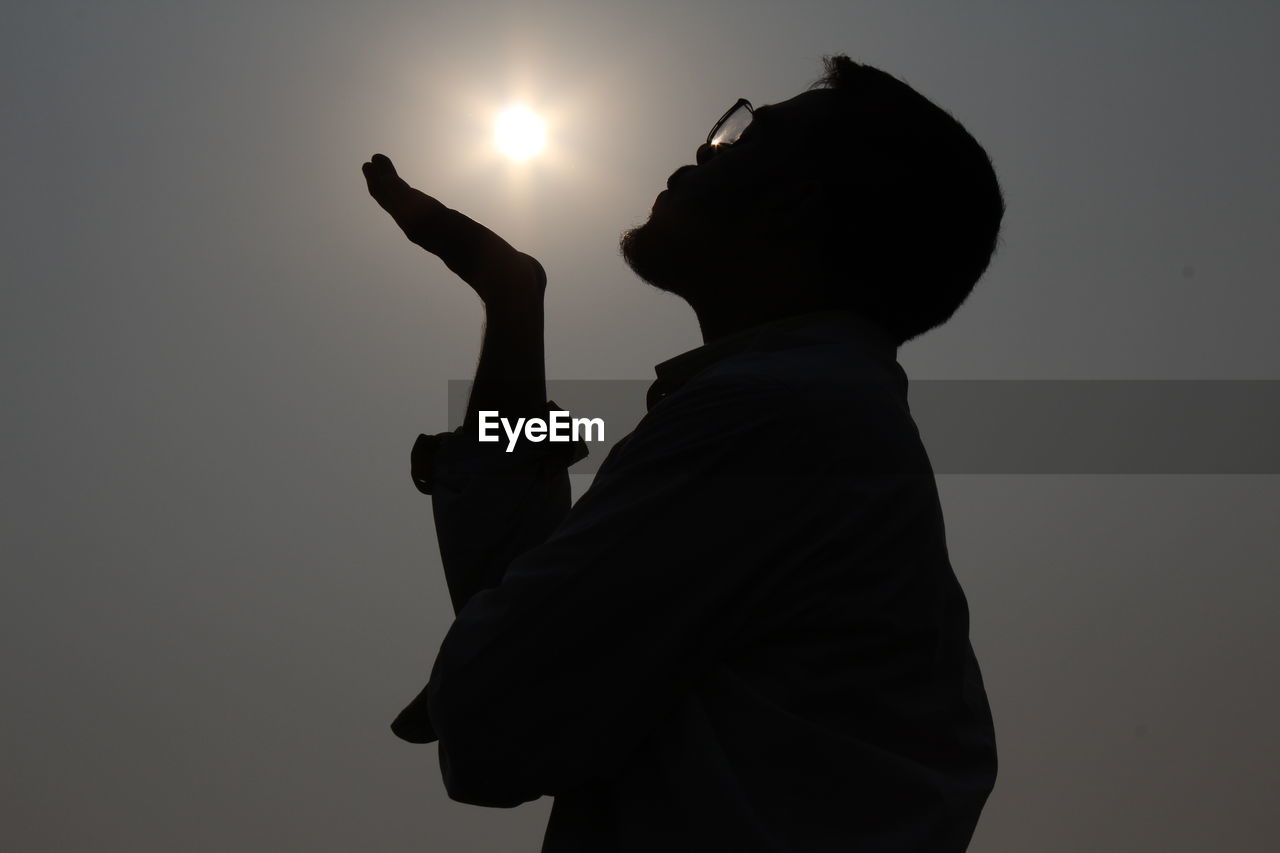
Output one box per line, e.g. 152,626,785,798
361,153,545,306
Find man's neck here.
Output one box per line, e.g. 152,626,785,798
691,297,827,344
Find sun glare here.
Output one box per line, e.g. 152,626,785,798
494,106,547,161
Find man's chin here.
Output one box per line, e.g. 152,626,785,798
619,210,726,300
619,220,677,293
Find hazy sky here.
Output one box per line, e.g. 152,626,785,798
5,1,1279,850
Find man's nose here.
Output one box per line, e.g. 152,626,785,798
695,142,719,166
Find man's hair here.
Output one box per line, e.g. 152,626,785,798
810,55,1004,344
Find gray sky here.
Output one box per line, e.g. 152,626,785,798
4,1,1278,850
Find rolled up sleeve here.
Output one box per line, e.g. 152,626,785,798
392,400,588,746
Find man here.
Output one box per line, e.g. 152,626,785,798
363,55,1003,852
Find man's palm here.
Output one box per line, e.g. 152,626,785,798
362,153,545,303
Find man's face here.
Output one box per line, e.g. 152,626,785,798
619,89,841,298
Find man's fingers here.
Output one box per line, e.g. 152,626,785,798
362,153,403,200
371,152,397,175
361,152,397,178
359,151,498,259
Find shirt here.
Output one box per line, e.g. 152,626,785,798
391,308,997,852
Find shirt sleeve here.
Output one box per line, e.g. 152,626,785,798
391,399,588,745
419,372,810,807
409,399,590,613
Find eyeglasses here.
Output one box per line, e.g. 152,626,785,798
707,98,754,148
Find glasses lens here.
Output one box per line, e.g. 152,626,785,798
710,101,753,146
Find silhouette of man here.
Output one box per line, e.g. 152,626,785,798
364,55,1002,852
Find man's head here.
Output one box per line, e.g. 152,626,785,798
620,55,1005,345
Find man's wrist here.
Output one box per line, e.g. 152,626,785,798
482,290,545,323
479,254,547,315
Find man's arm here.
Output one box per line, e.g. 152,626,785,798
363,151,574,609
364,153,583,745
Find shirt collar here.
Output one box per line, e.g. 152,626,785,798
646,309,899,410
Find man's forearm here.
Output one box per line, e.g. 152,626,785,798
462,291,547,437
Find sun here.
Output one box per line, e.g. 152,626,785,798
494,106,547,161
